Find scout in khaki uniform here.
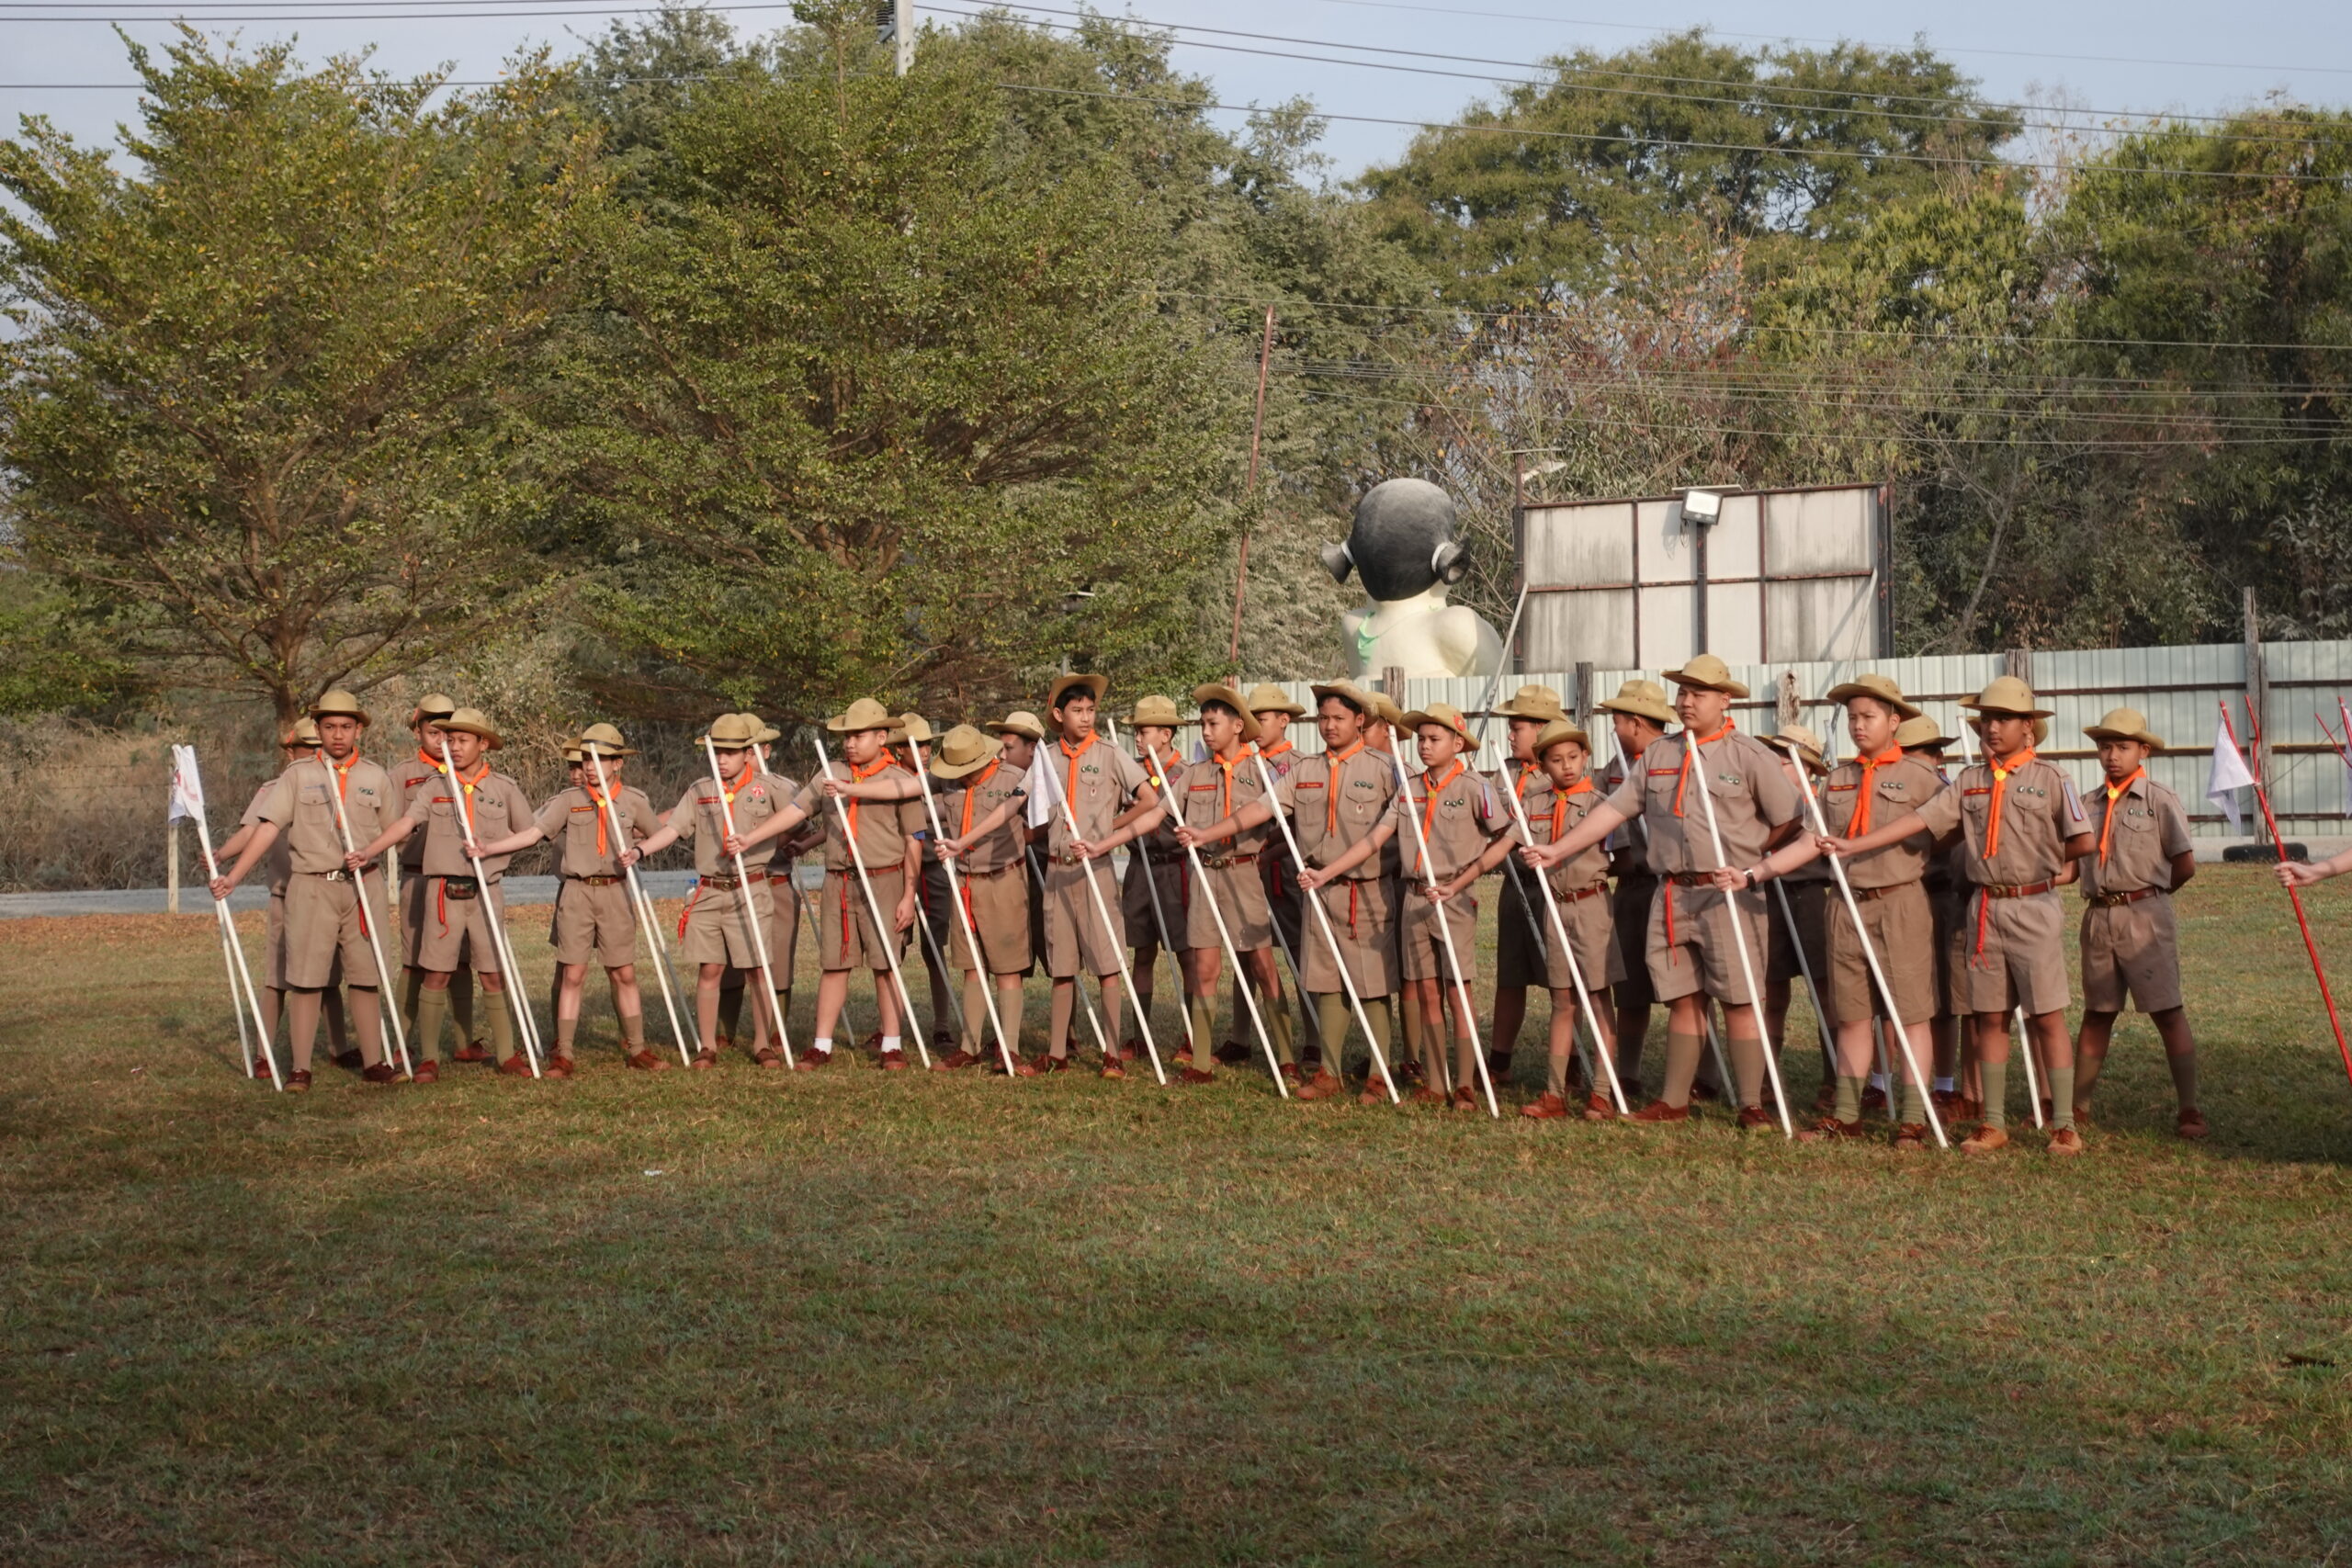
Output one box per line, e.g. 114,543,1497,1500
389,694,482,1061
469,724,666,1074
1737,676,1948,1147
348,707,536,1077
1240,682,1311,1067
217,720,351,1071
1363,692,1428,1083
1823,676,2094,1154
2071,708,2204,1138
732,716,830,1061
213,692,403,1089
1183,682,1402,1101
1756,724,1836,1108
1594,680,1674,1094
725,698,923,1070
1120,695,1190,1064
1167,683,1295,1088
1485,684,1569,1086
1513,719,1627,1122
893,714,963,1060
1522,656,1801,1126
928,723,1032,1069
1895,716,1969,1111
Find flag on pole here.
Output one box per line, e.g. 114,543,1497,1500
168,744,208,825
2208,713,2256,831
1023,746,1061,830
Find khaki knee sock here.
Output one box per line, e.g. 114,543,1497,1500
619,1011,646,1051
1267,985,1296,1066
1316,993,1351,1077
1661,1030,1705,1108
1401,997,1426,1072
2166,1046,2199,1111
415,988,450,1065
1728,1030,1766,1109
486,993,518,1065
1187,994,1216,1070
2047,1066,2075,1132
1896,1075,1927,1125
555,1015,578,1056
1835,1074,1864,1123
1981,1058,2009,1130
1367,994,1394,1062
399,969,423,1036
962,972,989,1053
997,979,1025,1057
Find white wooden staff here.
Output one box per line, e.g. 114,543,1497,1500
586,747,694,1067
1039,740,1167,1084
1106,716,1195,1057
1250,751,1398,1102
902,730,1018,1076
1493,774,1628,1115
1682,728,1793,1136
438,733,544,1077
701,735,792,1066
1382,743,1499,1118
1953,717,2044,1127
1144,741,1284,1094
1790,755,1950,1148
317,754,413,1077
180,748,280,1089
810,733,930,1069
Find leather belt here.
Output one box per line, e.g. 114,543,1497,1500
1665,870,1715,886
1197,852,1260,870
1555,884,1607,904
298,868,355,882
2090,886,2163,908
1983,880,2056,898
1050,852,1089,867
703,874,743,891
963,863,1018,879
1147,850,1187,865
566,874,625,886
1850,883,1912,902
763,870,794,883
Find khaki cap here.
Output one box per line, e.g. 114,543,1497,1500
700,712,762,749
1488,682,1566,722
308,688,371,725
578,721,635,758
1824,672,1922,720
1309,681,1374,716
1047,672,1108,712
1191,682,1264,743
1130,694,1182,728
1662,653,1749,698
988,710,1047,742
1597,679,1675,726
929,723,1002,779
826,697,903,736
1959,674,2053,719
439,707,503,749
1894,715,1952,752
1243,682,1306,717
2084,706,2165,750
896,712,935,746
1402,701,1473,742
1760,722,1830,776
280,717,322,746
1531,717,1591,756
409,693,458,726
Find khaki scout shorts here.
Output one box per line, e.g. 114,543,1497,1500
1494,866,1549,991
1297,875,1396,998
283,870,392,988
915,857,953,957
818,864,910,973
1826,880,1936,1025
413,876,506,974
2081,894,2183,1013
1956,888,2071,1017
1613,874,1657,1009
1187,855,1272,953
550,876,638,970
1261,853,1305,965
1645,880,1770,1004
1121,853,1188,949
1044,858,1126,978
761,870,802,977
266,888,288,990
1538,884,1625,994
951,863,1031,975
1400,886,1479,983
1766,876,1830,989
683,877,771,970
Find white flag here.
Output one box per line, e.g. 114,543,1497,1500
167,744,208,825
1023,746,1061,830
2207,715,2256,831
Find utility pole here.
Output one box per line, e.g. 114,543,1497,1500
878,0,913,74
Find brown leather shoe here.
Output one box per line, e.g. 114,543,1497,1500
1397,1058,1425,1087
1583,1092,1618,1122
1796,1114,1862,1144
361,1063,401,1085
753,1046,785,1069
1954,1097,1984,1122
2045,1125,2085,1156
333,1049,366,1072
878,1049,909,1072
1450,1086,1478,1112
1277,1062,1306,1087
1521,1091,1570,1121
1017,1053,1069,1077
1357,1084,1390,1105
1860,1086,1888,1114
791,1047,833,1072
497,1055,534,1077
249,1053,274,1080
1295,1070,1344,1100
932,1049,983,1071
691,1045,720,1070
1737,1106,1777,1130
284,1069,312,1093
625,1048,672,1072
1119,1038,1145,1064
1410,1086,1446,1106
411,1060,440,1084
1213,1038,1250,1065
453,1042,492,1064
1960,1124,2010,1155
1176,1065,1215,1085
1098,1058,1125,1079
1892,1122,1930,1151
861,1032,885,1055
544,1055,576,1079
2177,1106,2210,1140
1628,1099,1690,1124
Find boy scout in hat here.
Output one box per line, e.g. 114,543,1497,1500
1179,680,1402,1100
2072,708,2204,1138
389,694,482,1060
892,714,962,1061
1896,715,1969,1108
1822,676,2094,1154
1239,682,1312,1066
348,706,537,1078
927,722,1033,1068
1360,691,1430,1082
735,716,830,1062
1737,676,1947,1145
216,719,353,1073
1594,679,1675,1093
1522,655,1801,1126
1486,683,1569,1086
469,723,667,1074
1120,694,1190,1065
214,692,404,1089
1757,722,1836,1103
1513,717,1626,1120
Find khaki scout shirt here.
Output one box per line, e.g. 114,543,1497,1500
1912,754,2088,888
938,758,1027,874
534,784,660,878
1600,727,1800,874
792,760,923,873
2080,773,2193,897
256,755,401,876
1519,775,1611,895
389,753,445,872
1254,737,1303,782
401,763,532,881
1817,754,1946,890
1391,760,1510,883
239,774,295,895
1136,751,1190,859
1038,735,1152,858
1181,748,1270,859
668,769,788,877
1271,743,1397,879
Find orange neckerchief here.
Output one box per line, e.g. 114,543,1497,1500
1982,748,2037,861
2098,767,2145,864
1057,730,1097,829
416,748,446,774
447,757,491,836
1513,759,1543,799
1204,744,1256,819
1417,758,1465,851
1322,739,1365,834
1259,738,1295,761
322,752,357,799
583,783,614,857
1548,775,1593,842
1674,722,1736,816
1847,745,1904,836
959,758,1001,839
844,754,893,845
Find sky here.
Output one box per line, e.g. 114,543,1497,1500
1,0,2347,180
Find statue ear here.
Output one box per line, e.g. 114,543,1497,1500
1431,540,1468,584
1319,542,1354,583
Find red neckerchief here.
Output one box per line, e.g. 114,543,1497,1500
2098,767,2145,864
1674,722,1735,816
1983,748,2036,861
1848,745,1904,836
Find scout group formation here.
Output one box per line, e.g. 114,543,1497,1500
207,660,2226,1156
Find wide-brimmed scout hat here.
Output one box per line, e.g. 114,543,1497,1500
1531,717,1591,757
1824,672,1922,720
1894,715,1952,752
2085,706,2165,750
309,688,371,726
895,712,935,746
409,693,457,727
439,707,503,749
1130,694,1182,728
1959,674,2053,719
1243,682,1306,717
929,723,1001,779
1368,693,1408,732
699,712,761,750
1047,672,1108,711
988,710,1047,742
1191,682,1263,742
1969,713,2052,747
1760,722,1830,776
1487,682,1567,723
1597,678,1675,726
1662,654,1749,698
562,744,584,764
281,717,322,747
826,697,903,735
577,722,635,758
1308,680,1375,716
741,714,781,746
1402,701,1474,742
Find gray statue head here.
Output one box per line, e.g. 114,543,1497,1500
1319,478,1469,603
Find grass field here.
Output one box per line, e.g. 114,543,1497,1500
4,865,2350,1564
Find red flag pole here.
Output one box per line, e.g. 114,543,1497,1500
2228,698,2352,1090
